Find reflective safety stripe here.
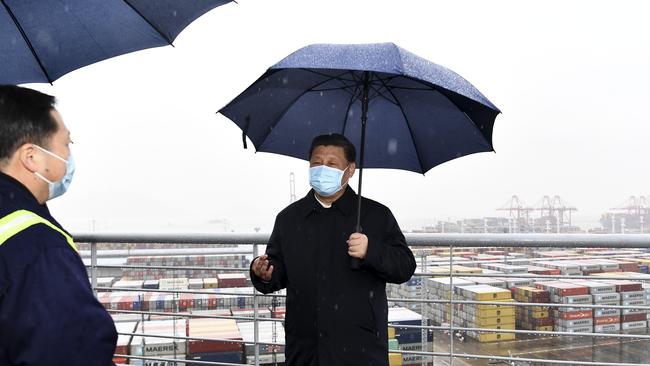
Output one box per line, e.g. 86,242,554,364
0,209,78,252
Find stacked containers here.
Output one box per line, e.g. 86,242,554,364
459,277,506,289
394,277,424,313
643,283,650,327
159,278,189,291
605,280,647,331
113,321,138,365
424,278,474,325
479,263,528,275
388,334,402,366
188,279,203,290
186,318,244,364
456,285,516,342
129,319,187,365
388,307,432,366
216,273,247,288
513,286,553,332
564,280,620,334
203,278,219,289
124,254,249,280
143,280,159,290
526,265,561,276
499,278,535,293
535,281,593,333
237,321,286,364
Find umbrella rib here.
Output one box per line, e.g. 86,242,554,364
443,96,494,150
375,76,426,173
121,0,173,45
256,71,351,149
305,69,368,98
340,85,362,136
0,0,54,83
368,82,398,106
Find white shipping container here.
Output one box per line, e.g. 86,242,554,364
130,320,187,356
593,293,620,303
621,291,646,301
159,278,189,291
552,294,592,304
594,324,621,333
555,326,593,333
594,308,621,317
621,321,647,330
555,318,593,327
188,279,203,290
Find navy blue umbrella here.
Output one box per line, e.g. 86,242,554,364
0,0,233,84
219,43,500,265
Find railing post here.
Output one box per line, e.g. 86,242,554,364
420,251,430,365
449,244,454,366
253,243,260,366
91,241,98,296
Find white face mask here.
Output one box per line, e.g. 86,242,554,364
33,145,75,200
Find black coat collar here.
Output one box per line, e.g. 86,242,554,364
301,185,357,218
0,171,50,216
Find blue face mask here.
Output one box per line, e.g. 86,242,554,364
33,145,75,201
309,165,349,197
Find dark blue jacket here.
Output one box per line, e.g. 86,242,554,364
251,186,416,366
0,173,117,365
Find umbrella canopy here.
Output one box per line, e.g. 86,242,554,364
0,0,233,84
219,42,501,268
219,42,501,174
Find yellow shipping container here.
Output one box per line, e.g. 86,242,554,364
460,285,512,301
388,327,396,339
467,317,516,328
389,352,403,366
468,306,515,318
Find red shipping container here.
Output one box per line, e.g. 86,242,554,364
594,316,620,325
179,294,194,311
622,313,647,322
554,309,593,320
536,281,589,297
605,280,643,292
514,287,551,303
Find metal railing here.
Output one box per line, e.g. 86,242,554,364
77,233,650,366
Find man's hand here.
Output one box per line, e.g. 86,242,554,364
347,232,368,259
252,255,274,282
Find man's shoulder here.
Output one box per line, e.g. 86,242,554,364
277,195,311,218
360,195,392,214
0,205,71,257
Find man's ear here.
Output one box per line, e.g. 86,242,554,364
17,144,40,173
347,162,356,178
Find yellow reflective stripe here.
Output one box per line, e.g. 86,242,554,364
0,209,78,252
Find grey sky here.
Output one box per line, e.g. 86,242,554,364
25,0,650,233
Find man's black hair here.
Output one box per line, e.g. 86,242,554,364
0,85,57,162
308,133,356,163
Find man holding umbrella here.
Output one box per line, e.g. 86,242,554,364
251,133,416,366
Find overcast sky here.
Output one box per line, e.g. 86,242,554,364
25,0,650,233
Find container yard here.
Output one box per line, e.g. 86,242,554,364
98,248,650,365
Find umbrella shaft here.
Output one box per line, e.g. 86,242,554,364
356,72,370,233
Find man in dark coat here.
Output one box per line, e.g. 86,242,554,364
0,85,117,365
251,133,416,366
